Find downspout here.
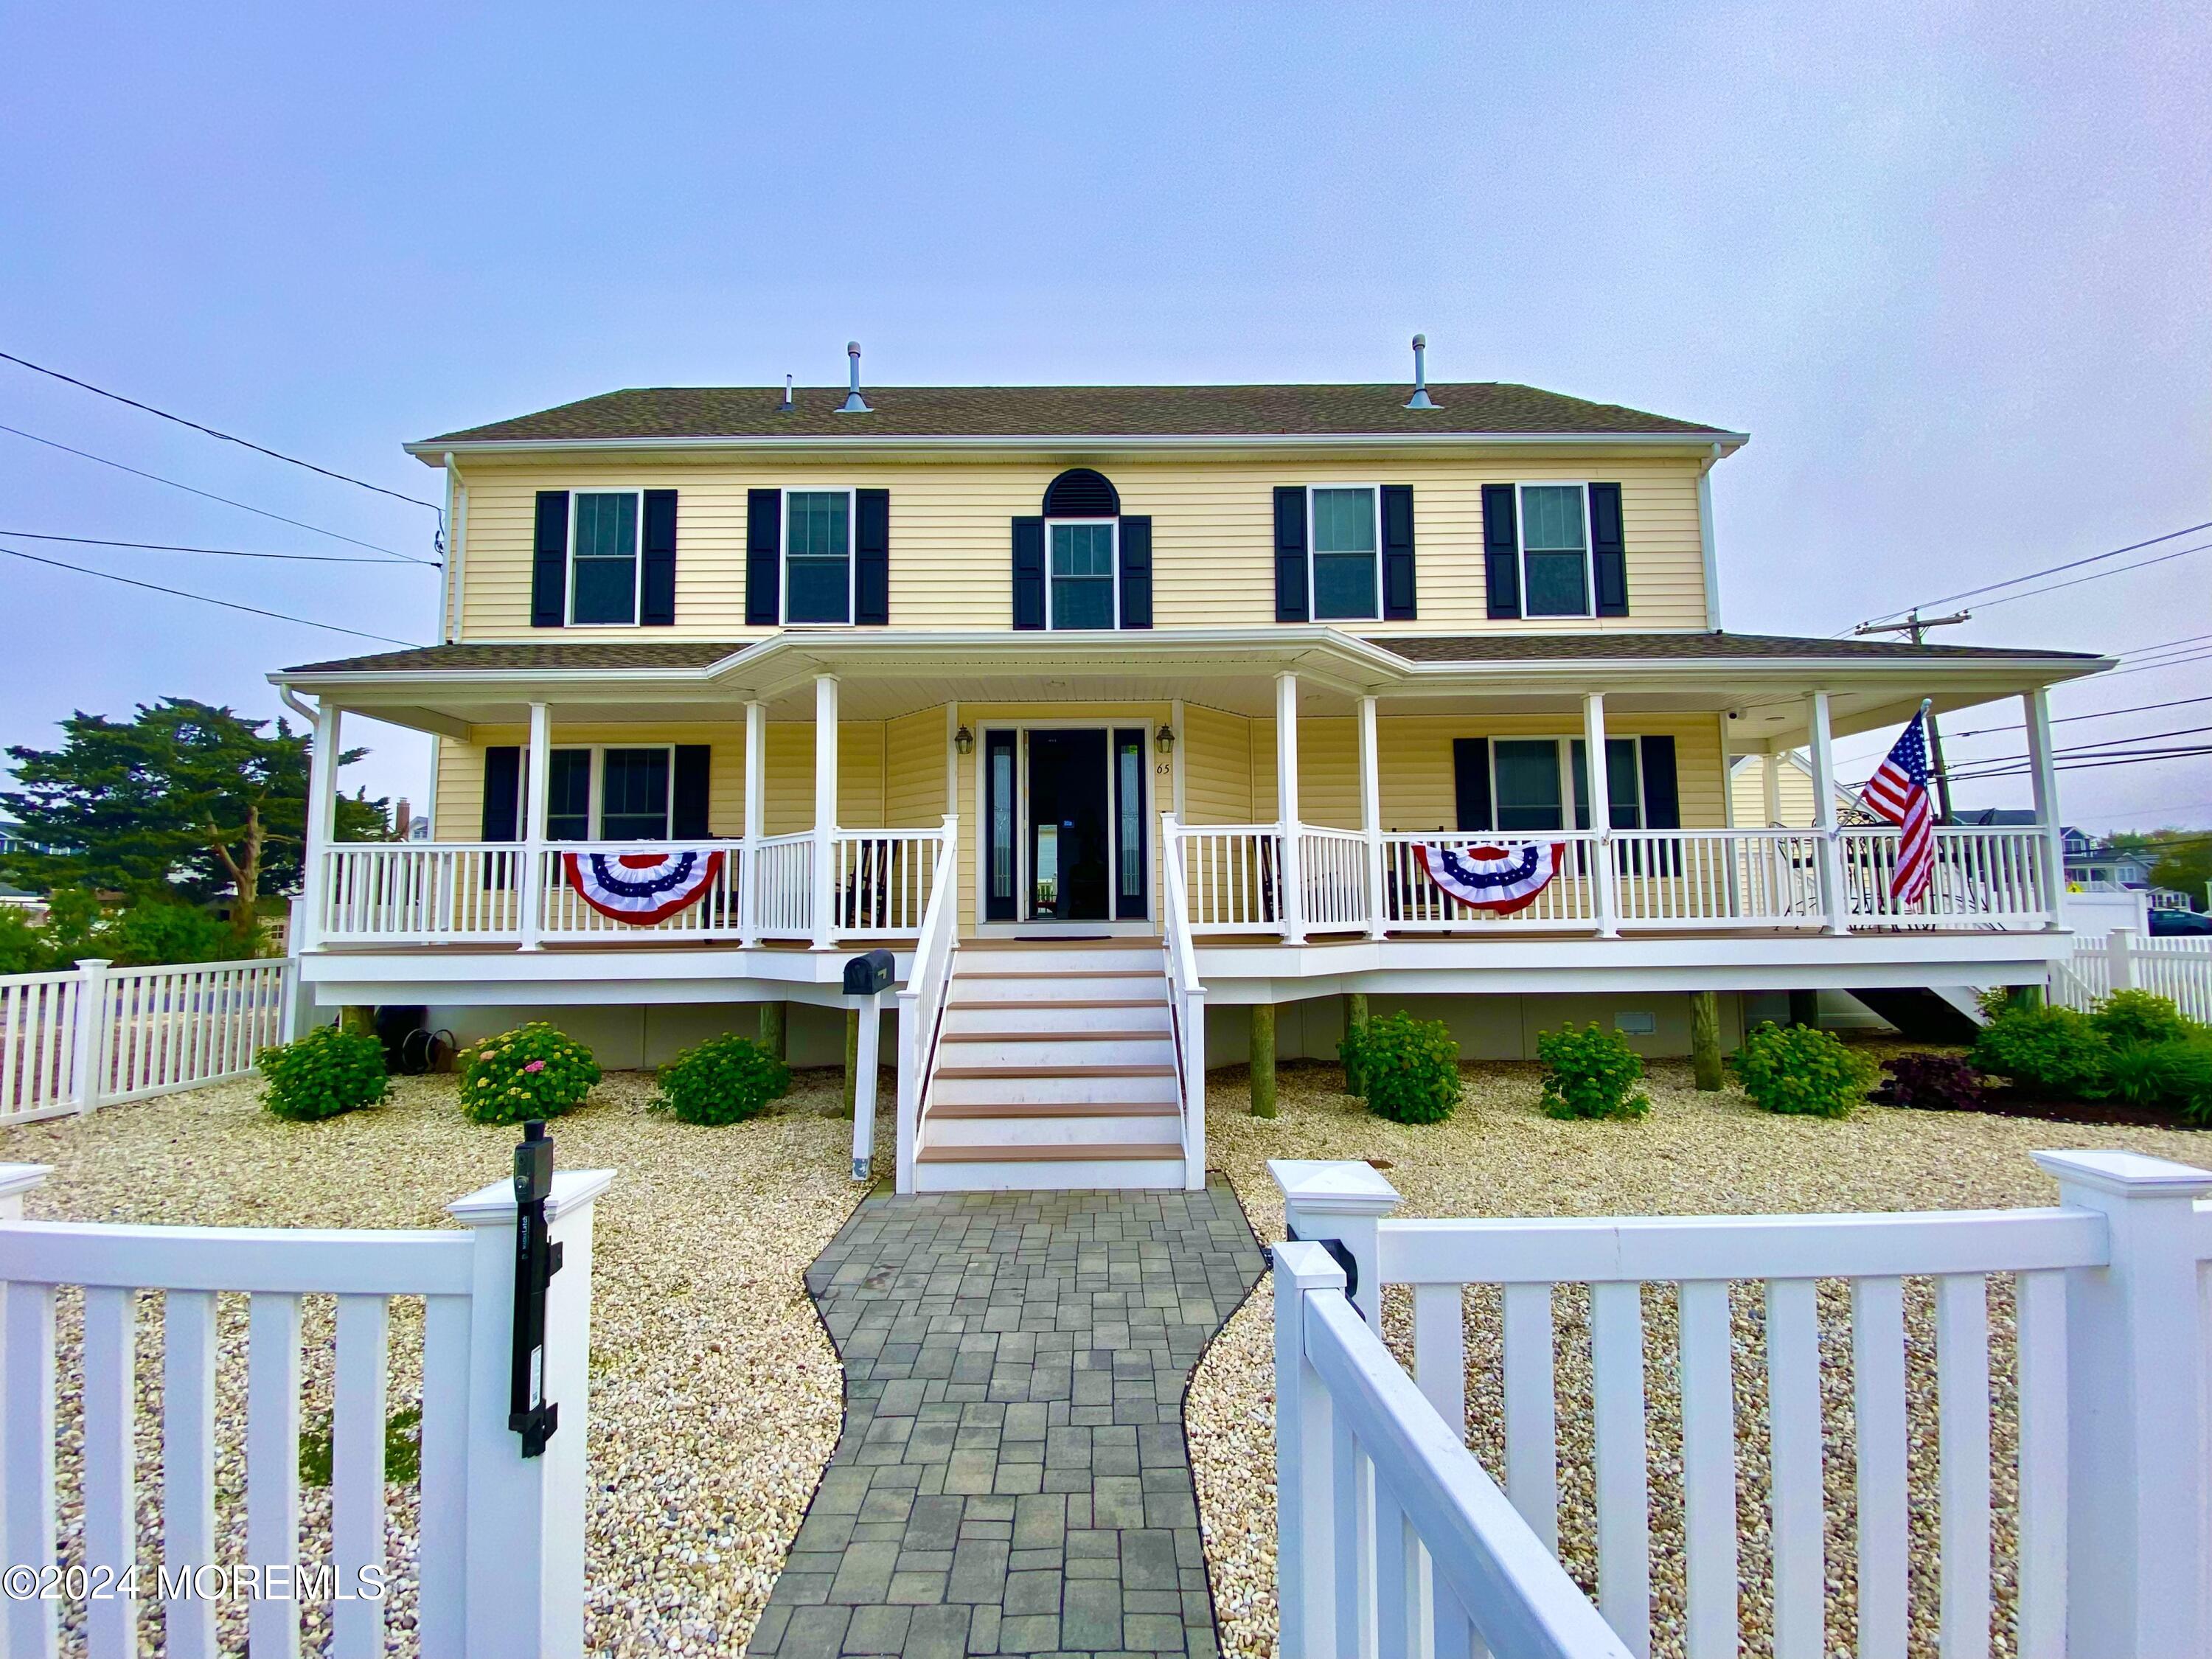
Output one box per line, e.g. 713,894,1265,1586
442,451,467,644
1697,440,1723,632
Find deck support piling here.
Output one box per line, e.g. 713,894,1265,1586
1689,990,1724,1091
843,1006,860,1115
759,1001,786,1061
1251,1004,1278,1117
1343,992,1369,1093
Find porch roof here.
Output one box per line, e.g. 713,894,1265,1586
273,627,2109,747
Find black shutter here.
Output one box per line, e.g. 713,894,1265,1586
1380,484,1416,620
481,746,521,841
1012,517,1046,630
1481,484,1520,619
745,489,782,626
1274,487,1309,622
1590,483,1628,616
1640,735,1680,829
672,745,711,838
641,489,678,626
531,492,569,627
1453,738,1493,832
854,489,890,625
1117,516,1152,629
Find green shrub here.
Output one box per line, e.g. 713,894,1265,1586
1876,1052,1990,1111
0,906,51,975
2105,1038,2212,1124
1969,1005,2113,1098
1357,1012,1461,1124
1725,1021,1878,1119
456,1022,601,1125
257,1024,390,1122
652,1034,791,1125
2091,989,2204,1048
104,901,235,967
1534,1023,1650,1121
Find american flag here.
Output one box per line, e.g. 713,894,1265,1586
1861,703,1935,905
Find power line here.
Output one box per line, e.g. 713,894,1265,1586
1970,540,2212,612
0,349,442,512
1857,518,2212,628
2093,648,2212,683
0,422,439,567
0,542,420,647
0,529,425,566
1948,693,2212,740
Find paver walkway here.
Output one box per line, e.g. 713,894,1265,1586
747,1178,1264,1658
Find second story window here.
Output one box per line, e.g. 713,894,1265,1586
570,491,641,625
1310,486,1380,620
785,489,854,624
1048,521,1116,628
1518,484,1590,617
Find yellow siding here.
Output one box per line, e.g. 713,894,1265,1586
451,451,1711,639
885,706,948,827
437,723,748,838
1182,705,1253,824
1374,713,1730,830
1731,753,1818,827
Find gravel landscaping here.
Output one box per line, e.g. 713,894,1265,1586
0,1065,886,1658
1184,1051,2212,1659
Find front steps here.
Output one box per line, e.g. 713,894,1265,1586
914,940,1188,1192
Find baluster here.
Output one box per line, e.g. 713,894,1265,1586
247,1292,303,1659
331,1295,389,1658
5,1278,60,1657
1935,1274,1993,1659
1332,1419,1375,1658
2014,1269,2067,1659
1590,1281,1652,1657
163,1290,219,1658
417,1294,470,1653
1502,1282,1558,1550
82,1285,138,1658
1676,1279,1738,1659
1766,1278,1825,1659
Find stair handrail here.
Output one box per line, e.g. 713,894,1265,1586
895,814,959,1194
1161,815,1208,1191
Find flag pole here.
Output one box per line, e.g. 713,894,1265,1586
1918,696,1954,826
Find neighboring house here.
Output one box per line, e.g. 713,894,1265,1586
0,819,46,914
272,349,2107,1192
2061,827,2157,891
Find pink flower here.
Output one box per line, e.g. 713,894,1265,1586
522,1059,546,1074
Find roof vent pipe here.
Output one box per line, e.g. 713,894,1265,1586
779,375,793,414
1405,333,1439,410
838,341,872,414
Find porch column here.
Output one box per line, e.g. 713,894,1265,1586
1582,692,1618,938
1276,672,1304,945
519,700,549,951
2025,687,2065,929
1763,752,1784,827
299,700,341,951
741,699,766,947
1807,691,1848,935
1357,695,1385,941
812,675,839,950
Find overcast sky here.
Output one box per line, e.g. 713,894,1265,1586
3,3,2206,828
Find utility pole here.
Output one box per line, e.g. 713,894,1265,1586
1854,608,1971,824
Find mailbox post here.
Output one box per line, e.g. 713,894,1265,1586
844,949,895,1181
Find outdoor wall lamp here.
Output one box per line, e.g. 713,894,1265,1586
1155,724,1175,754
954,725,975,755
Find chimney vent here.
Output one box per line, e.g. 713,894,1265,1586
1404,333,1439,410
838,341,872,414
779,374,793,414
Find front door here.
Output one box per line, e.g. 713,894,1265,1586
980,726,1151,927
1028,730,1110,921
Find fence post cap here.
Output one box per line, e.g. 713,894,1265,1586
0,1162,53,1200
72,957,112,970
1272,1238,1349,1290
447,1166,615,1227
1270,1158,1402,1214
2031,1147,2212,1197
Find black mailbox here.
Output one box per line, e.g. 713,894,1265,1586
843,948,895,997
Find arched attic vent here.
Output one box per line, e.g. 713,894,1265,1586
1042,468,1120,518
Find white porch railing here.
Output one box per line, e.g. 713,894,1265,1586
534,841,748,940
1160,816,1208,1192
1165,821,2059,940
829,827,946,938
2052,926,2212,1020
2,957,293,1127
895,817,959,1193
1274,1150,2212,1659
321,843,526,942
0,1158,611,1659
751,830,815,940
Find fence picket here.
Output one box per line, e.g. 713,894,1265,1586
1413,1281,1467,1441
1502,1281,1559,1551
1377,1488,1417,1659
1590,1281,1651,1658
1675,1279,1738,1659
4,1278,60,1659
81,1284,139,1658
162,1288,220,1659
1935,1273,1994,1659
1850,1275,1910,1659
247,1291,304,1659
332,1293,390,1658
1764,1278,1825,1659
2014,1269,2067,1659
417,1292,472,1652
1332,1419,1373,1656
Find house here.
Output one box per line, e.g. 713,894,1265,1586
2062,827,2157,891
0,820,47,915
271,345,2106,1192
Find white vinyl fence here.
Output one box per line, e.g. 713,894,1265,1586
2052,927,2212,1022
0,1159,610,1659
1,957,293,1127
1273,1151,2212,1659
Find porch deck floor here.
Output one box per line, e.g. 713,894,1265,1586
749,1179,1264,1659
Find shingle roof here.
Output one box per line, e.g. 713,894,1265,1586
417,383,1733,446
1375,633,2103,664
284,631,2099,677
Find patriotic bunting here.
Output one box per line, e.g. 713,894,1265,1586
1415,841,1567,914
563,848,726,925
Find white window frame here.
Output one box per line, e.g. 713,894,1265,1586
568,489,644,627
1488,734,1643,832
1306,483,1383,623
781,486,859,627
1515,481,1596,621
534,743,678,841
1044,518,1121,631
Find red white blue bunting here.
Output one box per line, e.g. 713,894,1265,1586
562,849,726,925
1414,841,1566,914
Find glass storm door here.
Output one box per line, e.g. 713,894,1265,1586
1027,730,1111,922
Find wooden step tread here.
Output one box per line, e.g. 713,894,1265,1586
929,1099,1180,1119
956,968,1163,981
959,938,1164,950
939,1029,1168,1045
917,1142,1184,1164
949,997,1168,1010
932,1062,1178,1079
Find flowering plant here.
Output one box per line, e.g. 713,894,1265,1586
456,1023,600,1125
